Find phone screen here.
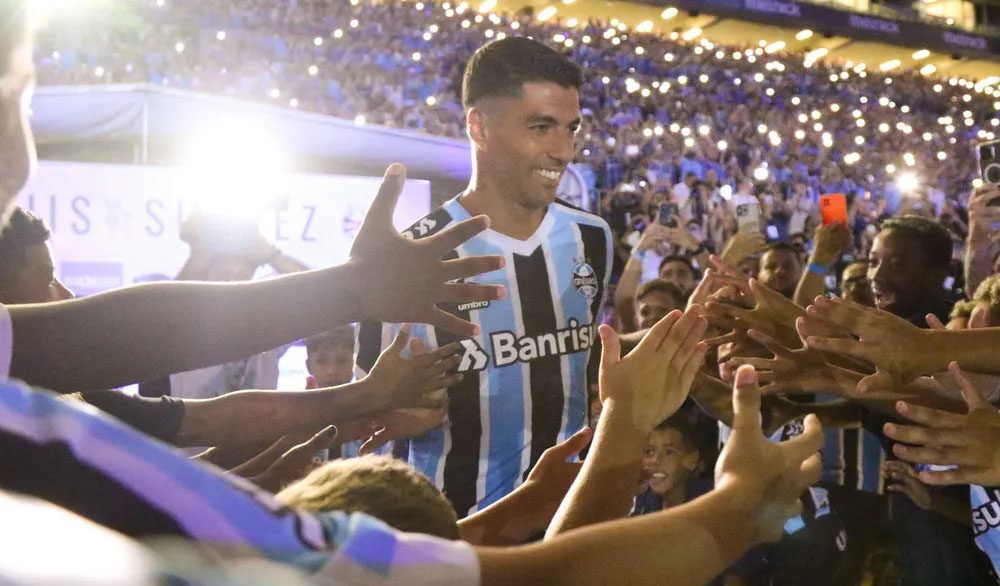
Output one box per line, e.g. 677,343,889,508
658,203,679,228
820,193,848,226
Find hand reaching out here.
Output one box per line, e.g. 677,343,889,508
349,163,506,337
250,425,341,492
715,366,823,543
720,230,767,266
809,222,851,267
598,307,708,433
884,362,1000,486
804,296,933,392
882,461,932,510
363,326,462,412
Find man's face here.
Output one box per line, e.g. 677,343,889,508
641,428,698,496
306,344,355,388
636,290,681,330
5,241,73,304
0,42,36,226
841,263,874,307
658,260,695,294
868,229,942,317
759,249,802,298
474,82,580,210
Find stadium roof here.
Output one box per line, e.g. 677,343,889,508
495,0,1000,79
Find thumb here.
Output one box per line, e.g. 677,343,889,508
300,425,340,451
549,426,593,461
857,369,896,395
732,365,763,434
925,313,946,330
388,324,412,355
598,325,622,370
359,427,388,456
305,375,319,390
366,163,407,225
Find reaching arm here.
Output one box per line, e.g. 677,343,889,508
793,222,849,308
615,225,671,333
546,311,708,537
9,164,505,393
964,186,1000,296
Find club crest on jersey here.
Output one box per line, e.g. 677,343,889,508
572,262,599,299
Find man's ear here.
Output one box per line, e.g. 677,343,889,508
467,108,488,147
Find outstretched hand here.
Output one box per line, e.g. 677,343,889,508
349,163,506,337
363,325,462,412
598,307,708,433
804,296,933,392
704,257,803,349
715,366,823,543
884,362,1000,486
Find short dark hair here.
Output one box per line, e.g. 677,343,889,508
653,413,698,453
636,279,686,306
762,242,803,263
879,215,952,269
0,207,50,298
305,325,355,356
658,254,697,278
462,37,582,110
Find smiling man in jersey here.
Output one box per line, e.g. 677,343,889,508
357,37,613,516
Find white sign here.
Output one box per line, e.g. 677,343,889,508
19,161,431,295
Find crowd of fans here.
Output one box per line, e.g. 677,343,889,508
6,0,1000,585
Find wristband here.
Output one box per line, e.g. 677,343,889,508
807,262,829,276
631,248,646,261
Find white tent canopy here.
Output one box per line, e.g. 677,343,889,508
31,84,473,183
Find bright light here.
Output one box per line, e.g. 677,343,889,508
268,88,280,99
769,132,782,146
830,103,840,112
664,53,675,62
313,36,323,46
753,167,769,181
636,47,646,55
354,114,366,125
844,153,861,165
974,178,985,189
765,41,785,54
699,74,709,83
636,20,654,32
180,120,288,219
791,96,801,106
904,153,915,166
717,140,728,150
897,172,919,192
794,129,806,140
308,64,319,76
216,30,226,41
878,123,890,133
289,98,298,108
478,0,496,12
412,52,421,61
879,59,901,72
886,164,897,174
798,114,809,124
796,29,813,40
426,96,437,106
537,6,557,20
661,6,678,19
684,137,695,148
350,19,359,27
804,48,828,64
720,185,733,200
912,49,930,60
678,75,688,85
758,124,768,134
699,125,711,136
94,66,105,78
174,42,185,53
669,123,680,133
681,27,702,41
937,151,947,161
855,136,865,145
923,132,933,140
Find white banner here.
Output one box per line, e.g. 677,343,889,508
19,161,431,296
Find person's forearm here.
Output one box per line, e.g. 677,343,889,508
459,482,552,546
545,400,647,538
793,269,827,308
691,372,734,426
480,483,759,586
174,378,381,448
615,255,643,333
965,229,996,297
914,329,1000,377
9,263,364,392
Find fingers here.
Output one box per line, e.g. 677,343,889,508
410,336,427,357
425,215,493,256
805,296,870,334
883,421,967,448
679,341,709,392
917,467,983,487
439,281,506,303
599,325,622,371
665,307,707,357
296,424,340,452
705,301,753,323
803,335,871,362
893,400,966,429
305,375,318,390
725,357,780,371
857,370,897,395
892,443,977,468
949,361,991,410
638,309,684,354
365,163,406,223
703,330,744,347
731,365,763,434
746,328,793,359
543,426,594,462
882,460,919,479
425,308,481,337
441,255,507,282
414,341,462,366
388,324,412,355
925,313,946,330
797,452,823,491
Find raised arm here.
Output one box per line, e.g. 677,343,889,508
9,164,505,392
793,222,850,307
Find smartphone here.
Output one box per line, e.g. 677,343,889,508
658,202,680,228
978,140,1000,187
820,193,848,226
736,202,761,233
766,224,779,240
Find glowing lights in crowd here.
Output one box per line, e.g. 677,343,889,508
174,41,185,53
681,27,702,41
537,6,557,20
717,140,728,150
765,41,785,54
795,29,813,40
886,163,897,174
637,20,654,33
661,7,678,19
855,136,865,145
753,167,769,181
794,129,806,140
879,59,900,72
478,0,496,12
308,64,319,76
844,153,861,165
912,49,930,60
897,172,919,193
216,30,226,41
